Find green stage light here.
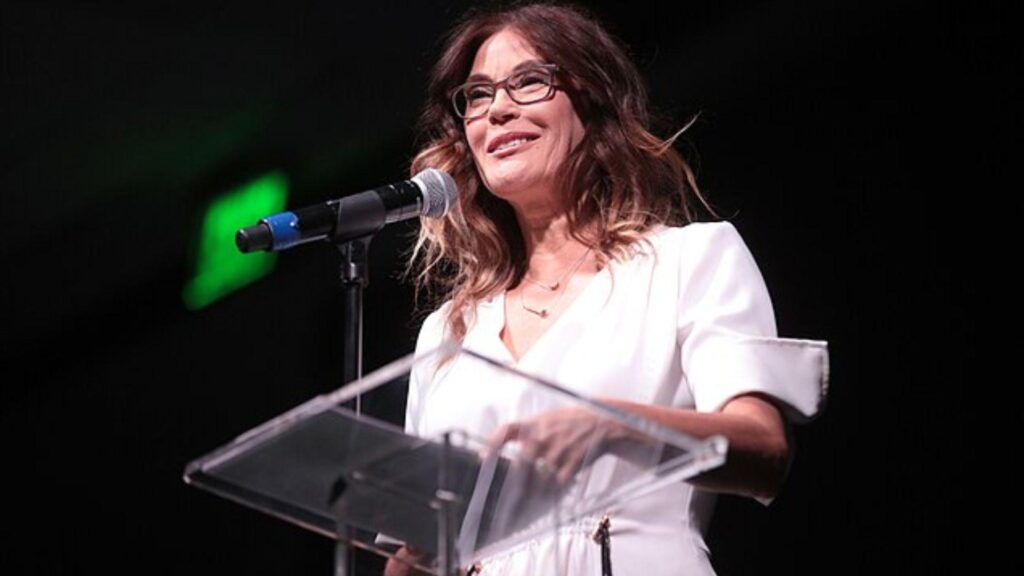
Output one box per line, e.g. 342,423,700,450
183,172,288,310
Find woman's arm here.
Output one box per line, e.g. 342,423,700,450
491,392,790,501
603,393,791,500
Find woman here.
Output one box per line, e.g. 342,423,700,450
386,3,828,575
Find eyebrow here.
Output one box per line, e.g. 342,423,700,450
465,59,547,83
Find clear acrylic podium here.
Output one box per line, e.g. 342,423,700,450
184,344,728,575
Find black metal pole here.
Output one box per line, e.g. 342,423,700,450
340,237,370,391
335,235,372,576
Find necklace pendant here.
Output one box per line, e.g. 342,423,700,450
526,277,559,291
519,246,591,321
523,303,549,318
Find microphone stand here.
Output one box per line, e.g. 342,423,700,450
335,235,371,576
339,236,369,401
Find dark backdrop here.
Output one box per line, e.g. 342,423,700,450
3,1,992,574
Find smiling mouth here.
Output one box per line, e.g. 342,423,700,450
488,134,539,154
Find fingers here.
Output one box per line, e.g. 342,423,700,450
486,410,605,486
555,449,583,486
488,421,561,487
546,442,589,486
531,433,593,487
384,546,431,576
483,422,521,457
534,457,555,482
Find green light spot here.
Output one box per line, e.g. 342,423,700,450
183,172,288,310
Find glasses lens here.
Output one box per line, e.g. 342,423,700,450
509,68,554,104
455,84,494,118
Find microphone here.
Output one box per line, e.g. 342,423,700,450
235,168,457,253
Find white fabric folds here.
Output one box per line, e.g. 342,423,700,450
401,221,829,576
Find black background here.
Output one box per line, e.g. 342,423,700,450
2,1,995,573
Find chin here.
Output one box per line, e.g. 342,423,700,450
482,168,543,198
483,176,539,203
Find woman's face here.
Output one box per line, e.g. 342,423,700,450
463,29,585,211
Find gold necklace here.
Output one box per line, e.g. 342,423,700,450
521,238,577,291
520,247,592,319
522,274,560,292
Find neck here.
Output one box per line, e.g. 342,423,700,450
511,203,592,288
517,211,572,257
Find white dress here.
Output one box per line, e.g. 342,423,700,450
404,222,829,575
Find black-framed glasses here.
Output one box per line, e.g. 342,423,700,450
450,63,560,120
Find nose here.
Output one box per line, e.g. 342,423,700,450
487,86,519,124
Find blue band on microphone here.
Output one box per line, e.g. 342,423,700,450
261,212,301,250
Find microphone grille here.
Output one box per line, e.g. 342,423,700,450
411,168,458,218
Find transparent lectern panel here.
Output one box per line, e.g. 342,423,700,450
184,344,726,574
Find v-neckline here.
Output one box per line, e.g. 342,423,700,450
494,263,611,366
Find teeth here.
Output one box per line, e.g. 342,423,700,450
494,137,531,152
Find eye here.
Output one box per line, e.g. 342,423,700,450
464,84,494,103
512,70,549,89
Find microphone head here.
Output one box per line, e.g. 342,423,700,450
411,168,458,218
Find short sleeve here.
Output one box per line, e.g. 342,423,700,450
677,223,829,423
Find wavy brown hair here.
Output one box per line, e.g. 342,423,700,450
409,1,709,343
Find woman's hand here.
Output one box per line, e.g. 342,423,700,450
383,545,433,576
384,546,479,576
487,406,626,486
